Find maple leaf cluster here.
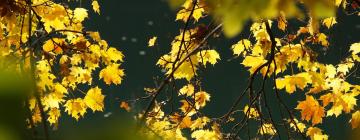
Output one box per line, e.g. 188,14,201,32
0,0,124,128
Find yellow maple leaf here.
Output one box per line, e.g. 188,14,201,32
92,1,100,14
322,17,337,29
289,119,307,133
337,62,354,75
259,123,276,135
243,105,259,119
29,98,36,111
314,134,329,140
99,64,125,85
276,73,311,94
148,36,157,47
171,56,199,81
54,83,68,94
350,111,360,129
191,129,221,140
340,93,357,113
179,100,196,116
192,8,205,21
197,50,221,66
190,117,210,130
179,84,195,96
195,91,210,109
70,54,82,66
88,31,101,42
74,8,88,22
68,66,92,85
350,42,360,55
84,87,105,112
48,108,60,125
43,93,63,110
325,64,337,78
242,56,267,74
306,127,328,140
43,40,55,52
296,95,325,125
231,39,251,56
317,33,329,47
176,7,204,22
42,38,64,54
64,98,87,120
102,47,124,64
327,105,343,117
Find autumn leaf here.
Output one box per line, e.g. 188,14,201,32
42,40,54,52
194,91,210,109
325,64,337,78
231,39,251,56
242,56,267,74
148,36,157,47
179,100,196,116
120,101,131,112
259,123,276,135
306,127,328,140
192,8,204,21
64,98,87,120
317,33,329,47
322,17,337,29
350,42,360,55
179,116,193,128
243,105,259,119
289,119,307,133
176,1,204,22
43,93,63,109
337,62,354,75
92,1,100,14
102,47,124,64
191,129,221,140
32,107,42,124
84,87,105,112
350,111,360,129
42,38,64,54
190,117,210,130
74,8,88,22
47,108,60,125
179,84,195,96
99,64,125,85
197,50,221,66
296,96,325,125
276,73,311,94
278,11,288,31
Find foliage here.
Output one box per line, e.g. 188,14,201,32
0,0,124,132
0,0,359,140
130,0,360,139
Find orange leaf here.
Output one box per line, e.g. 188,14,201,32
296,95,325,125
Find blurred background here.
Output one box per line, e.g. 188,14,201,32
1,0,359,139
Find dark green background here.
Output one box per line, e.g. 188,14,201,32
47,0,359,139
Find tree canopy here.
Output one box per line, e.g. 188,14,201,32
0,0,359,140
